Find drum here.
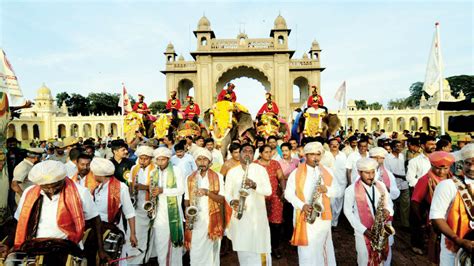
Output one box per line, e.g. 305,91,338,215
102,223,125,265
8,238,87,266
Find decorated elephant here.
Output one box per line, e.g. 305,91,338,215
292,107,341,142
123,112,146,144
204,101,254,157
151,113,208,140
255,113,291,141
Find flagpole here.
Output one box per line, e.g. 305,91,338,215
344,81,348,136
436,22,445,135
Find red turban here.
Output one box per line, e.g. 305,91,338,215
429,151,455,167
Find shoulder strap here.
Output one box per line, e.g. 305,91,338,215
452,176,474,221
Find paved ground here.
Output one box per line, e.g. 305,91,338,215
219,216,432,266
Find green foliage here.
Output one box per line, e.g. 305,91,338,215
446,75,474,98
56,92,70,107
354,100,382,110
67,94,90,116
149,101,167,114
87,92,121,115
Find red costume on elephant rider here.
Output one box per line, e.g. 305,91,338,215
307,85,324,109
257,92,279,117
165,90,181,127
133,94,150,114
217,83,237,102
184,96,200,123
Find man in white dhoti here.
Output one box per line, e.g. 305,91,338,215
430,144,474,266
126,145,156,265
90,158,137,263
285,142,338,265
327,138,347,227
225,143,272,265
150,147,185,266
344,158,394,266
184,148,230,266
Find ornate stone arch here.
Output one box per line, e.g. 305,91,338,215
215,64,272,94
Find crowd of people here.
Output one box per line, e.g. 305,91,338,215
0,125,473,265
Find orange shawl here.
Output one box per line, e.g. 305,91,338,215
290,163,332,246
14,178,85,249
107,177,122,223
446,191,471,252
71,171,98,194
184,169,232,250
130,164,155,201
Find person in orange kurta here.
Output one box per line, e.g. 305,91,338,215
430,144,474,265
306,85,324,110
257,92,279,118
217,83,237,102
184,96,201,123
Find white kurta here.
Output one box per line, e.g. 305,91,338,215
343,180,394,266
429,177,474,266
406,153,431,187
127,164,154,265
375,166,400,201
284,164,339,265
184,170,225,266
346,152,368,183
152,165,185,266
224,163,272,263
15,183,98,240
329,151,347,227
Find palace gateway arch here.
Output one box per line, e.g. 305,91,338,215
161,14,324,119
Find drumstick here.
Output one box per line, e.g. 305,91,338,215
0,236,7,244
107,248,143,264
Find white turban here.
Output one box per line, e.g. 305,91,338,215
303,142,324,155
356,158,378,171
369,147,388,158
461,143,474,160
154,147,172,158
29,160,67,185
90,158,115,176
135,145,154,157
193,147,212,161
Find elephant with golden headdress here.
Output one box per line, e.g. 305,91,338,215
255,113,291,141
204,101,254,157
292,107,341,142
123,112,146,144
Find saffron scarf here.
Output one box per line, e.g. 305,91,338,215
72,171,98,195
290,163,332,246
15,178,85,249
445,177,471,252
107,177,121,223
131,163,155,201
184,169,232,250
354,179,388,266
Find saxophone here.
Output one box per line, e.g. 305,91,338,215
185,172,200,230
306,167,324,224
125,170,138,208
143,169,159,219
370,192,395,254
236,159,250,220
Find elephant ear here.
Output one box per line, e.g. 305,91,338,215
203,108,211,128
237,112,254,137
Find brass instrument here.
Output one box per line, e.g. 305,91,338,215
455,230,474,266
370,192,395,255
236,159,250,220
143,169,159,219
306,167,324,224
124,170,138,208
185,170,200,230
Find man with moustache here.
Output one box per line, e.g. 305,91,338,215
70,153,98,194
344,158,394,266
346,137,370,184
430,144,474,265
285,142,339,265
184,148,230,266
11,148,44,203
110,140,134,183
406,135,436,188
224,143,272,265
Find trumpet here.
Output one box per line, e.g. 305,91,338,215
236,158,250,220
143,169,159,220
306,167,324,224
185,171,200,230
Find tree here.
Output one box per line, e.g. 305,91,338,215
67,93,90,116
388,98,409,109
149,101,167,114
368,102,382,110
355,100,368,110
56,92,70,107
446,75,474,98
88,92,121,115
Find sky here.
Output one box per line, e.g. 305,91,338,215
1,0,473,116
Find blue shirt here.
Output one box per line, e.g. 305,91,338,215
170,153,197,180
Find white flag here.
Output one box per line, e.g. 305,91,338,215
0,49,24,105
422,23,444,96
334,81,346,102
118,83,132,115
